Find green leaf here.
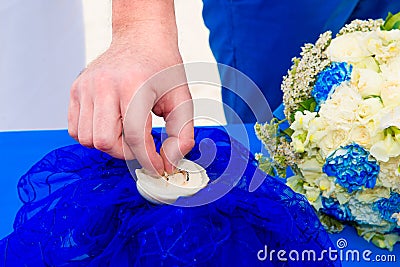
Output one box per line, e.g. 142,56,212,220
382,11,400,30
384,126,400,137
393,21,400,30
289,113,295,122
282,127,294,137
289,97,317,121
299,98,316,110
309,101,316,112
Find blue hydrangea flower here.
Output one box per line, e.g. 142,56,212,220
323,143,380,193
321,197,353,222
312,62,353,110
374,192,400,223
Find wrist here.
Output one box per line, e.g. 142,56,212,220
112,0,177,43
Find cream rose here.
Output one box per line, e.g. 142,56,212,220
319,128,349,157
357,97,384,120
350,125,372,148
351,68,383,97
376,29,400,42
381,56,400,82
352,56,380,72
327,32,372,63
319,84,361,126
367,30,400,63
380,81,400,108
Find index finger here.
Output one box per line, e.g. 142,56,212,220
159,86,194,173
123,87,164,175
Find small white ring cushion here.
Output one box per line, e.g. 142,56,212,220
135,159,210,204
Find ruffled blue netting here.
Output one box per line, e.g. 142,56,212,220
0,128,340,267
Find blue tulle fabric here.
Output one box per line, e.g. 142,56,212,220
0,128,340,267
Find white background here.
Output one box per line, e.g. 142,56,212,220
0,0,224,131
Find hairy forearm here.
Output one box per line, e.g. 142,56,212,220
112,0,178,43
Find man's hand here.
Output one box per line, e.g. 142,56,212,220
68,0,194,175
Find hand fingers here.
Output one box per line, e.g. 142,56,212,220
92,92,129,159
160,86,194,173
68,83,80,141
69,74,136,160
70,79,95,148
123,89,164,175
77,93,94,148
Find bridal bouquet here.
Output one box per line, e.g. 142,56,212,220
255,12,400,250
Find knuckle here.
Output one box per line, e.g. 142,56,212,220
70,83,80,101
93,136,114,151
180,138,195,153
78,136,93,148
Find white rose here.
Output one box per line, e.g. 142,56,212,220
357,97,384,121
366,108,400,162
319,128,349,157
319,84,361,126
327,32,372,63
352,56,380,72
380,81,400,108
349,125,372,148
351,68,383,97
367,30,400,62
366,32,384,55
380,58,400,107
381,56,400,82
376,29,400,42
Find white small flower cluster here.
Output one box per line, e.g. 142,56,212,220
254,122,297,177
281,31,332,120
337,19,384,36
276,136,297,166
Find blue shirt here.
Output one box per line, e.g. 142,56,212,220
202,0,400,123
